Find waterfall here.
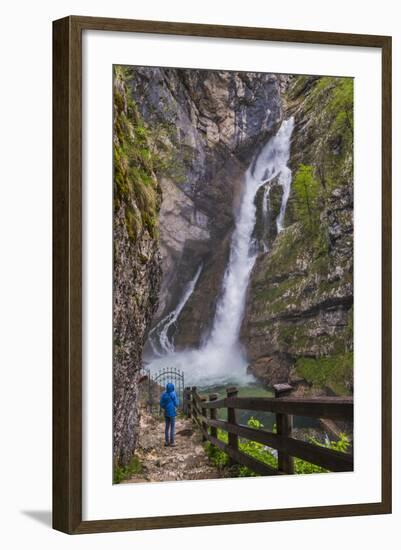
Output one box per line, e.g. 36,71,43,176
204,117,294,356
148,264,203,356
262,185,271,251
146,118,294,385
276,165,292,233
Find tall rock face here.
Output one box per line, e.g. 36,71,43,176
125,68,284,350
241,76,354,396
113,68,162,468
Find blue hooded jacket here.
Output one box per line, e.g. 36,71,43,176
160,383,179,417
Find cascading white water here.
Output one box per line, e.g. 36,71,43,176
203,117,294,356
276,165,292,233
148,264,203,355
261,186,271,253
146,118,294,386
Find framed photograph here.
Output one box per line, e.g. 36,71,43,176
53,16,392,534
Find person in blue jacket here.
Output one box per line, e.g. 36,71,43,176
159,382,179,446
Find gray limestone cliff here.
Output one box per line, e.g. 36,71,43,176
113,68,162,468
241,76,354,396
125,67,284,350
113,70,354,474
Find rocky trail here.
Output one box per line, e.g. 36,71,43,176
123,408,223,483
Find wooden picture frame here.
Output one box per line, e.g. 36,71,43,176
53,15,392,534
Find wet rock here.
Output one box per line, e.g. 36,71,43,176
113,71,162,467
247,355,291,385
242,76,353,395
125,67,284,347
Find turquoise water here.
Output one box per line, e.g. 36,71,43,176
196,381,321,432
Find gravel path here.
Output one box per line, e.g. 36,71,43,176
123,409,223,483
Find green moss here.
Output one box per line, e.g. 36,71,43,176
252,226,334,318
292,164,321,233
286,75,353,218
288,75,311,98
265,224,307,276
125,208,142,241
245,76,354,397
255,276,300,304
295,352,353,395
273,317,351,358
113,66,161,241
114,455,143,484
277,323,313,351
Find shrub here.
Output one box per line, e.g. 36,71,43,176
114,456,143,484
204,416,351,477
292,164,320,233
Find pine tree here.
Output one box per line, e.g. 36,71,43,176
292,164,320,231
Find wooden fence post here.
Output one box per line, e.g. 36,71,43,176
274,383,294,474
184,386,191,417
201,396,207,441
191,386,197,424
209,393,218,440
227,386,239,462
147,374,152,414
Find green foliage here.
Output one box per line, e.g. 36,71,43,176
312,76,353,134
284,76,354,257
237,418,278,477
113,66,161,241
322,432,351,453
326,77,353,135
114,456,143,484
286,75,354,208
292,164,320,233
204,416,351,478
295,352,353,395
294,458,325,474
295,432,351,474
204,418,278,476
204,441,231,469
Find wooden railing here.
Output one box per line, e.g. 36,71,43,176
183,384,353,476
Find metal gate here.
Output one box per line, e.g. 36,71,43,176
147,367,185,415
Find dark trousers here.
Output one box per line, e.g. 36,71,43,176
164,416,175,444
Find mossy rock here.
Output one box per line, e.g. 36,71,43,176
295,352,353,396
113,66,162,241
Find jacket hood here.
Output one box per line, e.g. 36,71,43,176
166,382,175,393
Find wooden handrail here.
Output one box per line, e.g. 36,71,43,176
188,386,353,476
200,396,353,421
275,385,294,474
196,414,352,472
207,433,280,477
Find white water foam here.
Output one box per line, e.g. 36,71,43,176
276,165,292,233
261,185,271,253
148,264,203,356
146,118,294,386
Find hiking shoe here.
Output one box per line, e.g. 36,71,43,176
164,442,169,447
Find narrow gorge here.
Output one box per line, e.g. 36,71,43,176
113,67,353,467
